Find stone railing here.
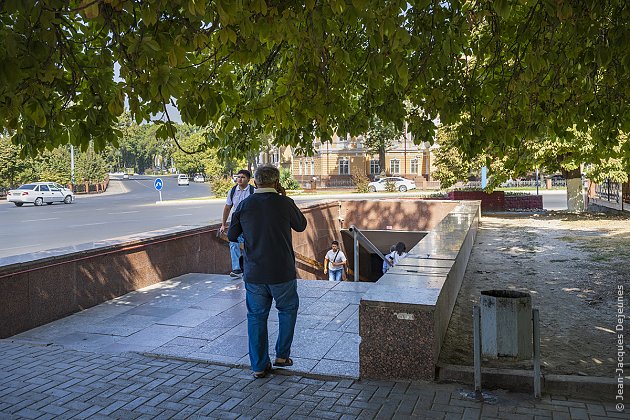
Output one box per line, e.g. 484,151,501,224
358,201,481,380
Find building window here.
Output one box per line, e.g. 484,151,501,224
370,160,380,175
390,159,400,174
339,157,350,175
410,159,418,174
269,150,279,165
299,160,303,176
309,159,315,175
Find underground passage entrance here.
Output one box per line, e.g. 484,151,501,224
340,229,427,282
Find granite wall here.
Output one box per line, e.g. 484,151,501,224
359,202,481,380
0,226,230,338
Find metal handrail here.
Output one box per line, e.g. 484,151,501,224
217,231,367,280
348,225,391,282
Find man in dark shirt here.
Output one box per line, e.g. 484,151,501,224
227,164,307,378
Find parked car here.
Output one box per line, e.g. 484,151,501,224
7,182,74,206
193,174,205,183
177,174,190,186
367,177,417,192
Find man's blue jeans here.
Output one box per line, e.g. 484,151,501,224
245,280,299,373
328,269,343,281
229,233,244,270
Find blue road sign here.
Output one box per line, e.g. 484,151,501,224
154,178,163,191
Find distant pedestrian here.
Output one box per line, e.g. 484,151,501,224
387,242,408,267
323,240,347,281
220,169,255,277
382,244,397,274
227,164,307,379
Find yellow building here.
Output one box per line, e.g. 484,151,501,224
290,133,436,188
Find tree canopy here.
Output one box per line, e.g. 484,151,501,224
1,0,628,171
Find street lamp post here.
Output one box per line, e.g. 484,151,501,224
70,145,75,184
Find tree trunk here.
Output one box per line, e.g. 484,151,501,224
563,168,585,212
378,147,386,175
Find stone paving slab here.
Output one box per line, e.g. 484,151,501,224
0,341,621,419
9,273,362,378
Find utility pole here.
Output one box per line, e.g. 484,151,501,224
70,145,75,184
403,121,408,176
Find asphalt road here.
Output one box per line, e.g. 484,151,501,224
0,176,223,258
0,177,567,259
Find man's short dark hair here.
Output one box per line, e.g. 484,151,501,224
331,240,339,246
254,164,279,186
237,169,251,179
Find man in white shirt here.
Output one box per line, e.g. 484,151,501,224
323,240,347,281
220,169,254,277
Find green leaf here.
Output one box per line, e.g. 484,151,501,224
351,0,367,10
493,0,511,19
143,37,161,52
257,0,268,15
81,0,99,18
397,64,408,87
168,50,178,67
24,99,47,127
188,0,197,16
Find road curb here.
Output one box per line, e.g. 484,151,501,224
437,364,617,401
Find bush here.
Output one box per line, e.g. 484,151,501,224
211,177,235,198
351,173,370,193
384,179,396,192
280,167,301,190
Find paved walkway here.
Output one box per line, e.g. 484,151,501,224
10,274,363,378
1,274,624,419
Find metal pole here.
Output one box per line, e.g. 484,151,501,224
473,306,482,396
70,144,75,184
352,225,359,282
535,168,539,195
404,121,408,176
533,309,541,398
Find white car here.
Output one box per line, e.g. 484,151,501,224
7,182,74,206
177,174,190,186
193,174,205,183
367,177,417,192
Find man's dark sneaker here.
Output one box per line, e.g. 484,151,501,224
230,269,243,277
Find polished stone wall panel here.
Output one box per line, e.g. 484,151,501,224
0,274,30,338
359,304,435,380
28,262,77,328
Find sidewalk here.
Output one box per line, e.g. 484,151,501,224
1,341,622,420
1,275,623,419
75,179,128,199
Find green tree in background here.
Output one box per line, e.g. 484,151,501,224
37,147,72,185
364,117,400,175
0,136,35,188
170,131,209,176
75,146,108,183
279,167,300,190
116,113,163,174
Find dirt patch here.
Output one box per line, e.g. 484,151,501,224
439,212,630,377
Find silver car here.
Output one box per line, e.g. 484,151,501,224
7,182,74,207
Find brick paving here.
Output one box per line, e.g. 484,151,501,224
0,341,625,419
1,274,625,419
